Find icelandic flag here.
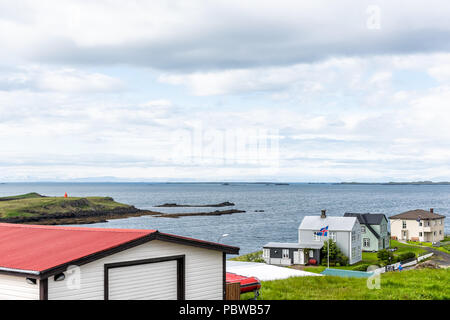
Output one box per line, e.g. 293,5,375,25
318,226,328,237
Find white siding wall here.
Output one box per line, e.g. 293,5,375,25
0,274,39,300
349,221,362,265
48,240,223,300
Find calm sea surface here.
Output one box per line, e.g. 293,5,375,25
1,183,449,255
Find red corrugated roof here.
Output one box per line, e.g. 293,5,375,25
0,223,156,273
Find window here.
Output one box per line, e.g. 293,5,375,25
329,232,337,242
309,250,314,258
402,221,407,229
419,221,422,226
282,249,289,259
351,232,356,241
427,221,430,227
439,230,442,235
434,231,436,236
361,226,366,233
352,247,356,257
439,219,442,225
263,248,270,259
363,238,370,247
313,232,321,241
419,232,422,237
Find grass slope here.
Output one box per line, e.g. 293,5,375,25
0,193,132,219
256,269,450,300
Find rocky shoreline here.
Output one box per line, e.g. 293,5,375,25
0,205,248,225
152,209,246,218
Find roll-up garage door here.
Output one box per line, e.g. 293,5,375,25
105,256,183,300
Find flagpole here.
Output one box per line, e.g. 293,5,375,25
327,233,329,269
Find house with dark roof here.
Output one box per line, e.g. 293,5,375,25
263,210,362,266
0,223,239,300
389,208,446,242
344,213,389,251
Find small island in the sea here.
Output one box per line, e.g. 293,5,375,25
337,181,450,185
156,201,235,207
0,193,248,225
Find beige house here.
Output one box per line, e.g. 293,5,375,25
390,209,446,242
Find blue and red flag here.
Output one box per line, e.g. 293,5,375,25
318,226,328,237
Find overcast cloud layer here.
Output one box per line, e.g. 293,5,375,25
1,0,450,182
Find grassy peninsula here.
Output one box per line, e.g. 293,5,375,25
0,192,157,225
0,193,248,224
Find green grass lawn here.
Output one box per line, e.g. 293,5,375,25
406,240,450,254
253,268,450,300
389,240,427,256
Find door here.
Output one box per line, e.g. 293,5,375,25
105,255,184,300
293,251,300,264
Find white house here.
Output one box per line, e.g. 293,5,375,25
0,223,239,300
263,210,362,266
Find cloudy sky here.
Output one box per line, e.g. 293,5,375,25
1,0,450,182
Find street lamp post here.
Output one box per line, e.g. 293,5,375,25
217,234,229,243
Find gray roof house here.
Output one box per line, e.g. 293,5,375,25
263,210,362,266
344,213,389,252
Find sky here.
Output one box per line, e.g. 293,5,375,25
1,0,450,182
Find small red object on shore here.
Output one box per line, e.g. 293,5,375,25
308,258,317,265
64,192,68,198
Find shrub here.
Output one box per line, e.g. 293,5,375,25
377,249,394,265
398,252,416,261
352,263,370,271
321,239,349,266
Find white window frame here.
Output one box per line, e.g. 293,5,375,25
402,220,407,229
263,248,270,259
361,226,366,233
329,231,337,242
313,232,321,241
282,249,289,259
363,238,370,247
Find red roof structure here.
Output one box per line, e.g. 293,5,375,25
0,223,239,277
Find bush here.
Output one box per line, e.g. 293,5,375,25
377,249,394,265
321,239,349,266
398,252,416,261
352,263,370,271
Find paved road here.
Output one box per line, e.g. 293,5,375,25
397,240,450,267
423,247,450,267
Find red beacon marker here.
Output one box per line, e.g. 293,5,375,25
64,192,68,198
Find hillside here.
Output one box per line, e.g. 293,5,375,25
0,193,156,225
251,268,450,300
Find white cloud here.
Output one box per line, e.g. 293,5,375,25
36,68,124,93
0,66,124,93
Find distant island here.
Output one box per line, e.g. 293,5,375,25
0,193,248,225
337,181,450,185
156,201,235,207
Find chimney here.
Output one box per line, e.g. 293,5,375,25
430,208,434,213
321,210,327,219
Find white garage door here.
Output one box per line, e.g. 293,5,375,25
108,260,178,300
